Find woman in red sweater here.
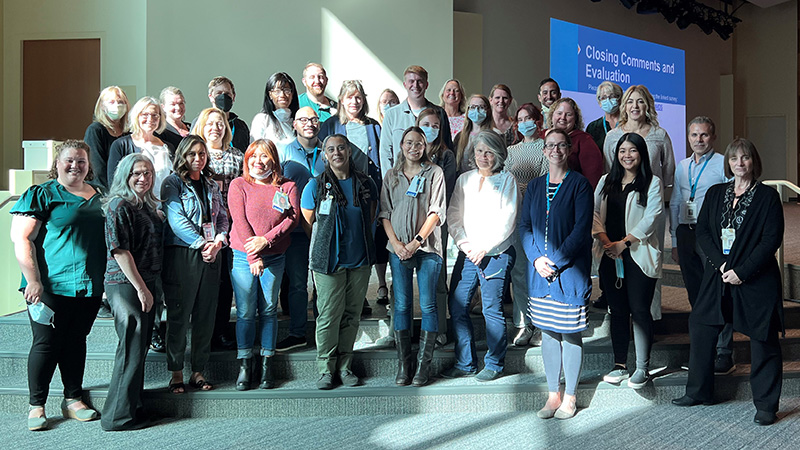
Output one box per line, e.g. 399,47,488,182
228,139,299,390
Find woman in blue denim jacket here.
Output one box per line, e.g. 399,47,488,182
160,135,229,393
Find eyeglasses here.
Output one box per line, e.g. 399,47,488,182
270,88,293,96
295,117,320,125
468,105,487,111
140,113,160,121
544,143,570,150
402,141,425,150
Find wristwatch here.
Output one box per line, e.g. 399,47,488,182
624,239,632,248
414,234,424,244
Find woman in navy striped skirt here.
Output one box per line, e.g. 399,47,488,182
518,129,595,419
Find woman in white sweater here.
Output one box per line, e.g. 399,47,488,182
443,131,518,382
250,72,299,151
593,132,663,390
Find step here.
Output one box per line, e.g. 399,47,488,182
3,364,800,418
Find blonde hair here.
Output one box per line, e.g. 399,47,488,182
545,98,585,132
93,86,130,133
619,85,659,127
192,107,233,149
128,97,167,136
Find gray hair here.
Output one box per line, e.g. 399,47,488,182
687,116,716,136
467,130,507,173
596,81,623,103
159,86,184,105
104,153,160,212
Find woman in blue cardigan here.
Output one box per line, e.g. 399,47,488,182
519,129,594,420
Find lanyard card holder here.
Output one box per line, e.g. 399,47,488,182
202,222,215,242
681,201,698,223
721,228,735,255
273,188,291,213
405,175,425,197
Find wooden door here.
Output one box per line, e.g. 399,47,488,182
22,39,101,141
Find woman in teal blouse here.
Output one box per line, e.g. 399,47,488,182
10,140,106,431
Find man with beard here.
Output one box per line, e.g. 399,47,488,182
298,63,337,122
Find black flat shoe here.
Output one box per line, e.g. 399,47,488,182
150,333,166,353
754,410,777,426
671,395,713,407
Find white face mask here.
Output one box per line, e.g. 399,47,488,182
274,108,291,122
106,103,127,120
251,169,273,180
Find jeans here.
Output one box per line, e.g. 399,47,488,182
389,251,442,332
230,250,285,359
284,231,310,337
448,247,515,373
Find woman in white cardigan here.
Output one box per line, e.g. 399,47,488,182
593,132,663,390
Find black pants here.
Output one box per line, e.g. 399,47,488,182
27,292,101,405
599,252,657,369
212,247,234,340
677,224,734,355
686,318,782,412
101,281,156,431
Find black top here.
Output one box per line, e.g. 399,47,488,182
84,121,127,189
190,178,210,222
605,185,632,242
586,116,610,153
104,197,164,285
157,121,190,150
189,111,250,155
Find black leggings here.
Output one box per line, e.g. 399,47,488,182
28,292,101,405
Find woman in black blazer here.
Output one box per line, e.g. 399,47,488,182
672,138,784,426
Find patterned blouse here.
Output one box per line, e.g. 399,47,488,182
506,138,548,197
207,146,244,209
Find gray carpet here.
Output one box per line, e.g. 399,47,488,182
4,398,800,449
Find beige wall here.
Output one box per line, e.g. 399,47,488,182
2,0,147,188
733,1,798,183
453,0,734,159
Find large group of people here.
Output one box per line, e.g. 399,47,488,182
10,62,786,431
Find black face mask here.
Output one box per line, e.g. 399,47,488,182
214,93,233,112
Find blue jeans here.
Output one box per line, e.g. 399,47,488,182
448,247,515,373
284,232,310,337
389,251,442,332
231,250,285,359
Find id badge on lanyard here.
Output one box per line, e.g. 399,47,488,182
273,189,291,213
721,228,735,255
202,222,215,242
681,201,698,223
405,175,425,198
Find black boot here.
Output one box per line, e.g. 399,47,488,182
412,331,437,387
259,356,275,389
395,330,413,385
236,358,251,391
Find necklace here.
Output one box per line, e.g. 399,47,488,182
544,170,570,253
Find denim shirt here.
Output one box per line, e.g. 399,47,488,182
161,173,229,249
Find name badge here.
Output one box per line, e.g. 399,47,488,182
202,222,215,242
272,191,291,213
405,175,425,198
721,228,735,255
681,201,698,223
319,196,333,215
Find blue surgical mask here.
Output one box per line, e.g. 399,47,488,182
382,103,396,113
467,108,487,124
28,301,55,327
517,120,538,137
420,126,439,143
600,98,618,114
274,108,291,122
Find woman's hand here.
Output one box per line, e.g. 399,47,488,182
137,286,154,313
23,281,43,305
721,269,742,285
467,249,487,266
250,259,265,277
719,262,726,274
404,240,422,256
391,239,413,260
202,241,222,263
244,236,268,256
534,256,556,279
603,241,626,259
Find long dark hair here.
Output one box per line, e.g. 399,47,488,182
260,72,300,133
174,135,214,182
601,132,652,207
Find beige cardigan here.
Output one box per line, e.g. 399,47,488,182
592,174,664,278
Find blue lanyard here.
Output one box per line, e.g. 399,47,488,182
306,147,319,176
545,170,570,253
230,122,236,149
602,117,609,134
688,155,711,201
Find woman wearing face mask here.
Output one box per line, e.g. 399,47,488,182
593,133,663,391
161,135,229,394
157,86,190,150
586,81,622,152
84,86,131,189
11,140,105,431
377,89,400,126
380,127,447,386
415,109,456,346
489,84,517,146
250,72,300,152
505,103,547,347
453,94,495,173
546,98,604,189
192,107,244,351
107,97,175,200
228,139,299,390
439,79,466,140
100,154,163,431
301,134,378,389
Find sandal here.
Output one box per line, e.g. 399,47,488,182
189,377,214,391
168,381,185,394
376,286,389,305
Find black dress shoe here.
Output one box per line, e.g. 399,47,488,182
671,395,713,407
150,332,166,353
754,410,777,426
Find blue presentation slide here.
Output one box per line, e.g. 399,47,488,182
550,18,686,167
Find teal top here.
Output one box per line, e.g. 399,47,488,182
10,179,106,297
